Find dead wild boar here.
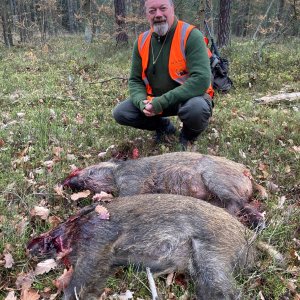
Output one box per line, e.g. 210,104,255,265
62,152,267,228
27,194,257,300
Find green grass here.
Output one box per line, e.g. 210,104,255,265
0,36,299,299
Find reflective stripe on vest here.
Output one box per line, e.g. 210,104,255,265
138,20,214,99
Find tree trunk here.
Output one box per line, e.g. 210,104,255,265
275,0,285,32
1,0,14,47
217,0,231,47
114,0,128,45
67,0,77,33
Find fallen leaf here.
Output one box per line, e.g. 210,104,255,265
15,271,35,290
98,151,107,158
166,272,174,287
15,217,28,235
66,154,76,161
95,205,110,220
285,165,291,174
34,259,57,275
92,191,113,202
4,291,17,300
53,147,63,158
291,146,300,153
53,267,74,291
266,181,280,192
20,288,40,300
117,290,134,300
53,184,64,197
278,196,286,209
75,113,84,124
4,252,14,268
239,149,246,159
30,206,50,220
70,190,90,201
43,160,55,169
258,291,265,300
0,139,5,147
48,216,63,228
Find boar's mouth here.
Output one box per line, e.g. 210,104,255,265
62,168,83,189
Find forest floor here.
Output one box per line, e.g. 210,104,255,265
0,36,299,300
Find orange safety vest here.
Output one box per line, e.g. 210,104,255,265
137,20,214,100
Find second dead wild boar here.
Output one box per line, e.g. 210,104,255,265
28,194,258,300
63,152,267,228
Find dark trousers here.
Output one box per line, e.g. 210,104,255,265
113,95,213,140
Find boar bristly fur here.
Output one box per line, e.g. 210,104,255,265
63,152,266,228
28,194,256,300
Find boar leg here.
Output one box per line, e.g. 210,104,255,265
190,238,236,300
63,251,115,300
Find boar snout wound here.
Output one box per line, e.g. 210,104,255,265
27,194,257,300
62,152,267,228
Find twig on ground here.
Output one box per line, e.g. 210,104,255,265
89,77,128,84
146,267,159,300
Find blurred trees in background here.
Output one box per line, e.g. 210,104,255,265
1,0,299,47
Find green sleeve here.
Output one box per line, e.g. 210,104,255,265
128,39,147,111
151,29,211,114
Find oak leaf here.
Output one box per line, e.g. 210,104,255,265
34,259,57,275
70,190,91,201
95,205,110,220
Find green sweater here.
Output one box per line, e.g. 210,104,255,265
129,18,211,114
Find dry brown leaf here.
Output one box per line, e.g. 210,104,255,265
4,291,17,300
43,160,55,169
266,181,280,192
0,139,5,147
20,288,40,300
92,191,114,202
294,294,300,300
53,267,74,291
291,146,300,153
15,271,35,290
278,196,286,209
75,113,84,124
166,272,174,287
258,291,265,300
15,217,28,235
95,205,110,220
70,190,91,201
53,184,64,197
4,252,14,268
34,259,57,275
48,215,63,228
285,165,291,174
53,147,63,158
30,206,50,220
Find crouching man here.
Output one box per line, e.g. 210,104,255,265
113,0,214,150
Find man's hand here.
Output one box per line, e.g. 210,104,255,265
143,100,156,117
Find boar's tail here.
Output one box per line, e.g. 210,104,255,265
257,241,285,266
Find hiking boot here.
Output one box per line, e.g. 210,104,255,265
179,131,197,152
154,118,176,144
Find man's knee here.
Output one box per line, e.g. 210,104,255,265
179,96,212,125
112,99,139,125
112,104,124,124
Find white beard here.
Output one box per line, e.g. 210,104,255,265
153,22,169,36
